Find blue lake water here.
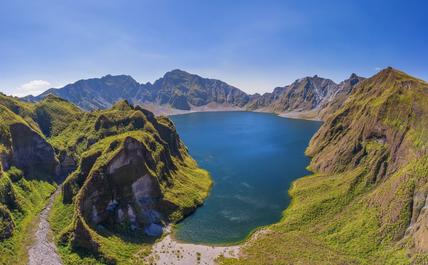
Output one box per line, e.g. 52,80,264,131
169,112,322,245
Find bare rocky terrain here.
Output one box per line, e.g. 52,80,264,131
27,186,63,265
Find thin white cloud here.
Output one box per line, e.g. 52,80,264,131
17,80,50,91
375,68,380,70
11,90,45,97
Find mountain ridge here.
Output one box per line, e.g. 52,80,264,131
20,70,365,120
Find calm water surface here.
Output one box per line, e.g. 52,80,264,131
169,112,322,244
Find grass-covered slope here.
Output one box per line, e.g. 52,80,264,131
220,67,428,264
0,163,56,264
33,94,83,138
0,94,62,264
0,93,211,264
47,99,212,263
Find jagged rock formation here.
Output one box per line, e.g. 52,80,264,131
246,74,365,120
318,73,365,120
20,70,364,121
0,104,60,182
245,86,288,111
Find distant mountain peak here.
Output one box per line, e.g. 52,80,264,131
18,69,370,121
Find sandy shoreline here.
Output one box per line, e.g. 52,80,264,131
140,228,270,264
142,233,241,264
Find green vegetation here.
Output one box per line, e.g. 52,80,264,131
0,163,56,264
33,94,83,138
4,67,428,264
0,93,62,263
46,99,211,263
218,68,428,264
0,92,211,264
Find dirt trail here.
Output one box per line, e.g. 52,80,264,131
27,185,63,265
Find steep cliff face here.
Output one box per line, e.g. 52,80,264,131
269,75,337,113
9,123,59,180
76,136,177,240
52,100,211,255
0,104,59,182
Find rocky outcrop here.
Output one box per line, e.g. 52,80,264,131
78,137,177,234
245,74,365,119
54,100,212,255
0,103,60,182
8,123,59,180
245,86,288,111
318,73,365,120
59,154,77,177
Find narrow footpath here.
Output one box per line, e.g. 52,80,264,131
27,185,63,265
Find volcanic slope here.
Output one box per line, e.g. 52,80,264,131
0,93,211,264
0,93,61,264
219,67,428,264
48,97,212,264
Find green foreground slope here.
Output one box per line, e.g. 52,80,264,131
0,94,212,264
47,99,212,263
0,95,58,264
219,68,428,264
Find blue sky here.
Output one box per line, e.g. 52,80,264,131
1,0,427,96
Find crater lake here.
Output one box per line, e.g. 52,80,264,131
169,112,322,244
